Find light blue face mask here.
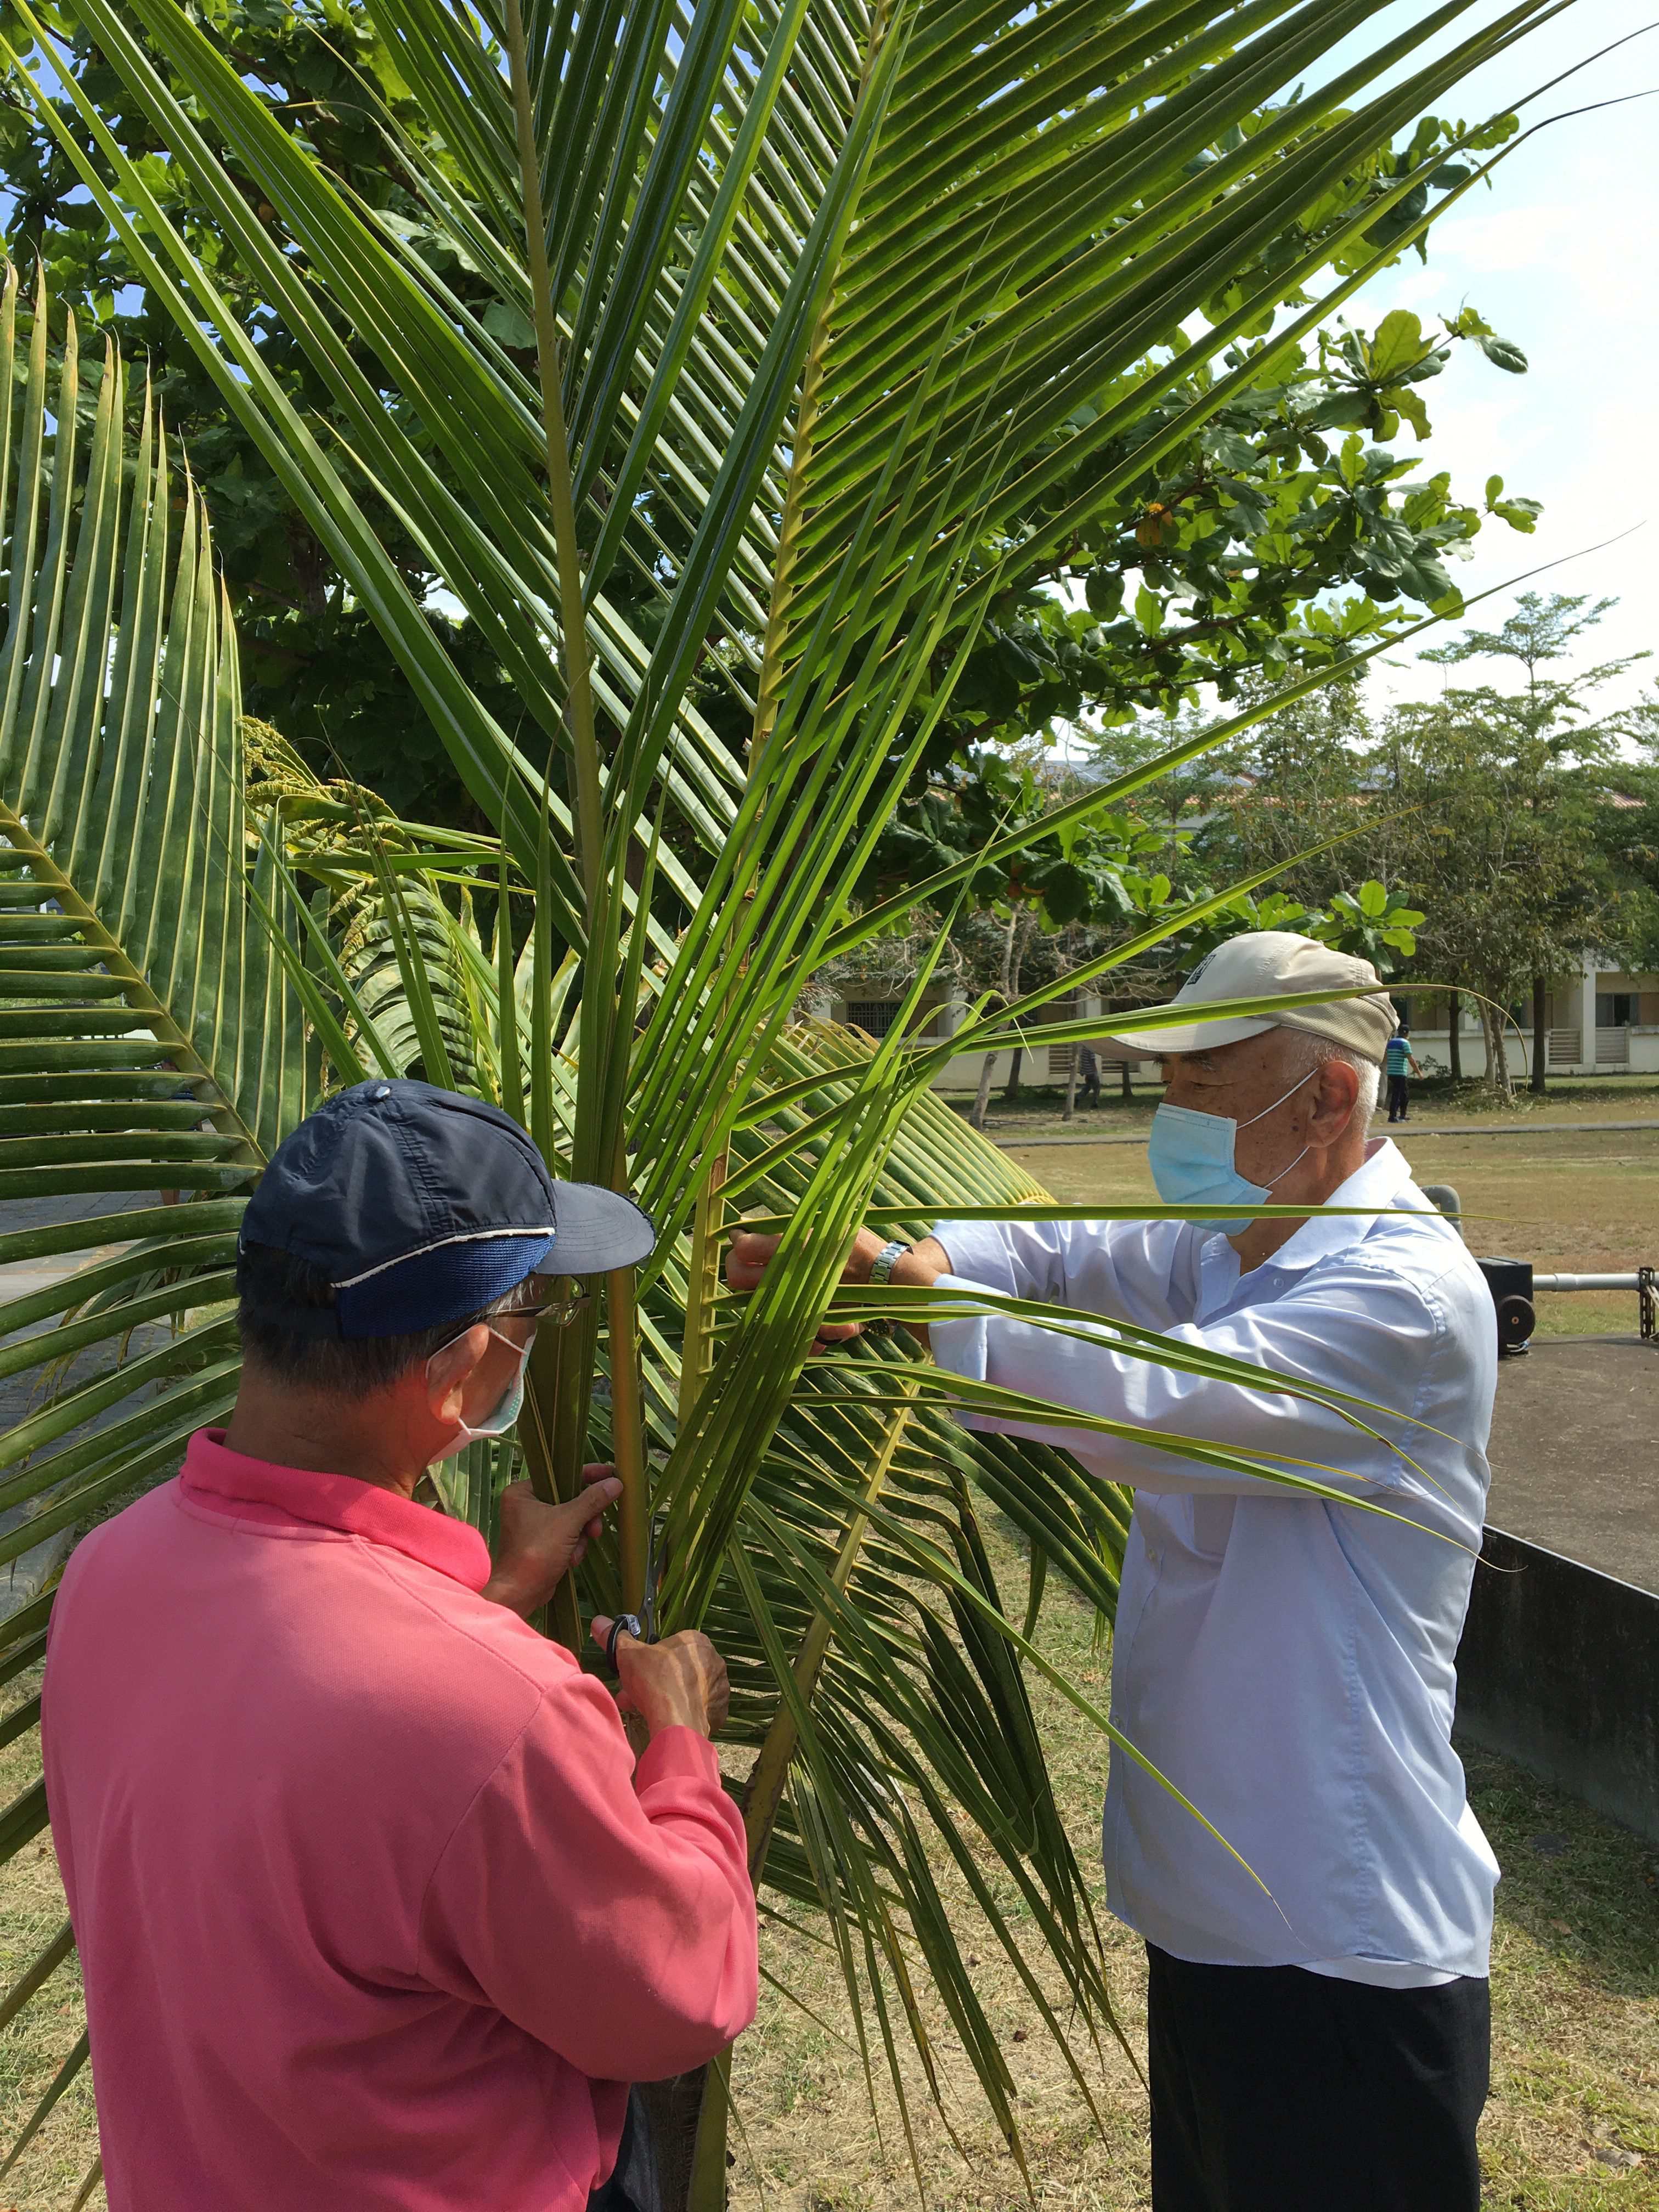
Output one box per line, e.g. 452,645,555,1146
1147,1068,1317,1237
427,1327,532,1464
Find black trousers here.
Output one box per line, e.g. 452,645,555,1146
588,2089,661,2212
1387,1074,1410,1120
1146,1945,1489,2212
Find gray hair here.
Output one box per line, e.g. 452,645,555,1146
236,1243,541,1395
1276,1025,1381,1131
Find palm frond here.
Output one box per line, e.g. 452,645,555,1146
0,264,331,2179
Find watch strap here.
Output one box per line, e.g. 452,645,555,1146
867,1238,911,1288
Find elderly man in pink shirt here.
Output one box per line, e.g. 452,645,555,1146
42,1080,758,2211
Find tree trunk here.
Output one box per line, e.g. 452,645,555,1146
636,2070,707,2212
1000,915,1025,1105
1447,992,1462,1083
1481,1000,1513,1099
1531,975,1548,1094
1062,1048,1079,1122
1121,1056,1132,1102
969,1052,998,1130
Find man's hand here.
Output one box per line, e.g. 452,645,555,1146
726,1227,947,1349
589,1622,731,1741
726,1227,888,1349
482,1466,623,1618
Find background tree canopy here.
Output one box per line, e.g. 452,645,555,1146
0,0,1541,833
838,591,1657,1108
1133,592,1656,1089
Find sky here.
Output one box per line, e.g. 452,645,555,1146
1313,0,1659,716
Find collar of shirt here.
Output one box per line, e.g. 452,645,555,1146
179,1427,492,1592
1193,1137,1423,1316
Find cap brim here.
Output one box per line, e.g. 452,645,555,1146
1102,1013,1278,1056
545,1183,657,1274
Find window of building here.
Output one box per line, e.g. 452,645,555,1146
1596,993,1635,1028
845,1000,901,1039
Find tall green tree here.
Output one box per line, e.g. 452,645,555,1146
1370,703,1622,1093
1416,588,1643,752
0,1,1538,829
1597,686,1659,975
1188,596,1645,1096
1404,591,1647,1090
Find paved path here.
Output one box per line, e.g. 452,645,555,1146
0,1190,148,1304
992,1119,1659,1151
1487,1335,1659,1595
0,1194,163,1614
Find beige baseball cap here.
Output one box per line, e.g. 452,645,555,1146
1105,930,1398,1063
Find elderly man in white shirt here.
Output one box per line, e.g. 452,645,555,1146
730,930,1499,2212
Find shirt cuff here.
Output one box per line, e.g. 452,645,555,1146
634,1725,720,1791
929,1220,1020,1293
926,1273,996,1391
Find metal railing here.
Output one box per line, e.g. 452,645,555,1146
1532,1267,1656,1342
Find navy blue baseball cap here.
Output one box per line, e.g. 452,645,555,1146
238,1080,654,1339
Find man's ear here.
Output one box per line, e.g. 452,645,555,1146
425,1324,490,1425
1312,1056,1362,1139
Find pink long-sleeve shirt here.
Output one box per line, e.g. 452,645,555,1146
41,1429,758,2211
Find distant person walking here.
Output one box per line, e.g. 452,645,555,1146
1078,1042,1102,1108
1385,1023,1423,1124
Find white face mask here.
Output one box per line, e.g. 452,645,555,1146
426,1327,532,1465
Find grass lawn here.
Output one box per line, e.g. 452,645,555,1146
1,1509,1654,2208
729,1515,1659,2211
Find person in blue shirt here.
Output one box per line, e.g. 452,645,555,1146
730,931,1497,2212
1385,1020,1423,1123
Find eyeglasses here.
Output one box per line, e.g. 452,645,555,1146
431,1291,592,1358
502,1291,593,1330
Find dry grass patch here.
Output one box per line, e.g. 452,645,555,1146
729,1521,1659,2212
2,1524,1655,2210
0,1663,96,2212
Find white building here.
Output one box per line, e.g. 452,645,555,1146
1391,956,1659,1080
823,952,1659,1091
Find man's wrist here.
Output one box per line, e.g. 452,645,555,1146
641,1702,710,1741
867,1238,911,1287
891,1235,947,1289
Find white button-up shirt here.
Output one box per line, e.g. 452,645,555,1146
930,1138,1499,1980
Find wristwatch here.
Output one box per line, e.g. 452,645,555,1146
867,1239,912,1286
